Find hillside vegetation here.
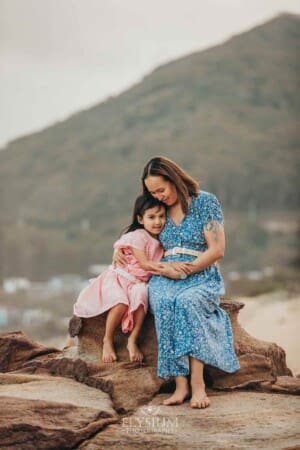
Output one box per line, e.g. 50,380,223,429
0,14,299,279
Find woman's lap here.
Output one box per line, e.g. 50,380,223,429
149,278,240,378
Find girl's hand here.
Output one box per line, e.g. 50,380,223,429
112,248,127,267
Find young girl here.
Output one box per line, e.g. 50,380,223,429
74,194,173,364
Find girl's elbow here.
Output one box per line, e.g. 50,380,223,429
140,263,150,271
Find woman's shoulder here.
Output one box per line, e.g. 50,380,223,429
193,190,224,223
194,190,219,206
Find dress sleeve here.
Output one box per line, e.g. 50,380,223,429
202,193,225,227
113,230,147,251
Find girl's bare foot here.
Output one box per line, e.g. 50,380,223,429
127,338,144,362
190,383,210,409
163,378,190,406
102,338,117,363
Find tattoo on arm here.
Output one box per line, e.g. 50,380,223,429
204,220,220,241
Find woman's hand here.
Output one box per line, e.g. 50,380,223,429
149,263,184,279
112,248,127,267
169,261,194,275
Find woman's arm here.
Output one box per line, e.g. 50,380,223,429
113,246,188,277
112,247,127,267
184,220,225,275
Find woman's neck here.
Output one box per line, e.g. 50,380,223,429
168,196,192,226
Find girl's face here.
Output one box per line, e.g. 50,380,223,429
144,176,178,207
138,205,166,237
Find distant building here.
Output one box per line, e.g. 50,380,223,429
0,308,8,326
22,309,52,326
47,274,85,294
3,277,31,294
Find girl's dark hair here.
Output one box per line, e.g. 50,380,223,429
141,156,199,214
122,194,166,234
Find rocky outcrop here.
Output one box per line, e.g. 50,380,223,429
257,375,300,395
69,312,164,411
0,331,59,372
205,297,293,389
0,372,117,450
78,391,300,450
70,297,293,392
0,297,300,450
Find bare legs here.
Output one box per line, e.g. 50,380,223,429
163,376,190,405
102,303,146,363
189,357,210,408
163,357,210,409
127,305,146,362
102,303,127,362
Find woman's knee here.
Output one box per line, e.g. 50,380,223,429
175,292,192,309
150,295,175,312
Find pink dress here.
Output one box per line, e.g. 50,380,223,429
73,229,164,333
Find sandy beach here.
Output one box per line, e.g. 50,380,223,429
238,290,300,375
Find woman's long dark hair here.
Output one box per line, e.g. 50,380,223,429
122,194,166,235
141,156,199,214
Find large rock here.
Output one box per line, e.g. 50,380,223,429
0,321,299,449
69,312,164,411
70,311,158,367
205,297,292,389
0,331,59,372
0,372,117,450
0,330,163,412
70,297,293,391
258,375,300,395
78,391,300,449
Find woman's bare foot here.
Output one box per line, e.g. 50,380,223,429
163,378,190,406
127,338,143,362
102,338,117,363
190,383,210,409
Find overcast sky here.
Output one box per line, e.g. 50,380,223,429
1,0,300,148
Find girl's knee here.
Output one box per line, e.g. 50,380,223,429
108,303,128,316
175,292,188,305
134,304,146,315
113,303,128,310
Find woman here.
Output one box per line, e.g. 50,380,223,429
115,156,240,409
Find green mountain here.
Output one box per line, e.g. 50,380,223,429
0,13,299,280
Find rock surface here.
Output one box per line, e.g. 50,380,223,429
0,293,299,449
0,330,59,372
0,373,117,450
78,391,300,450
71,297,292,392
257,375,300,395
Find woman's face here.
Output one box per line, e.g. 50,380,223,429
144,176,178,207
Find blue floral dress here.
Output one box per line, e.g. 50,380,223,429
148,190,240,379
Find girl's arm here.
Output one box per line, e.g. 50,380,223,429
112,245,190,276
183,220,225,275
